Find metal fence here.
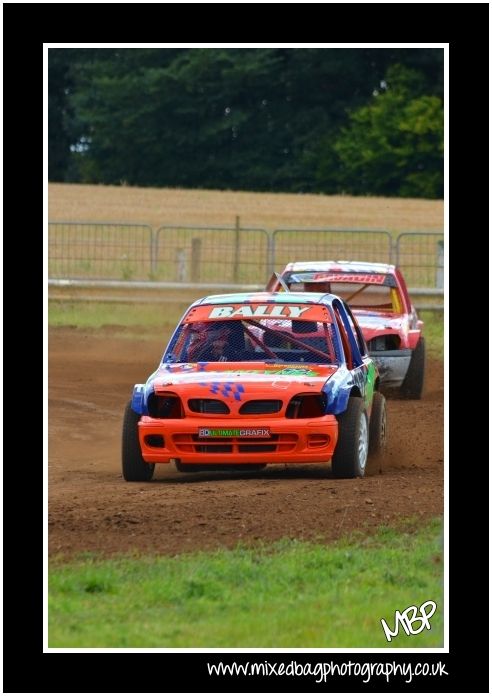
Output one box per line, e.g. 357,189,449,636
48,221,444,289
154,223,270,284
395,232,444,288
272,228,393,270
48,222,153,281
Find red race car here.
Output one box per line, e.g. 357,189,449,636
122,292,386,481
267,261,425,398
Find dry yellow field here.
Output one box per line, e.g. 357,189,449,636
49,183,443,232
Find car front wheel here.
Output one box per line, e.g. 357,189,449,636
369,391,387,456
332,397,369,478
122,401,155,481
400,337,425,399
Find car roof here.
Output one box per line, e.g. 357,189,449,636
285,260,396,274
189,291,338,308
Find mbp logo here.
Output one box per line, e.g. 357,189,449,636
381,600,437,642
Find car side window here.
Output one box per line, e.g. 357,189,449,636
333,306,353,369
333,302,366,368
343,303,368,358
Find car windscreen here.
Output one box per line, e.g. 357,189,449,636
164,315,339,365
286,272,401,312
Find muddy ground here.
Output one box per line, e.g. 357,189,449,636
48,327,443,558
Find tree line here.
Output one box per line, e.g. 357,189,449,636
49,48,443,198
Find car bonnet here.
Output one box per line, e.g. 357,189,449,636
152,361,338,397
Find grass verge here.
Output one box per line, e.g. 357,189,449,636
48,300,185,332
420,310,444,360
49,517,443,648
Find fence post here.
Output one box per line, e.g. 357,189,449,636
175,248,187,282
191,238,202,281
391,235,398,266
233,216,240,283
151,229,157,277
267,232,275,278
436,240,444,289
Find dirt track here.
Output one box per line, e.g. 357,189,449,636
48,327,444,558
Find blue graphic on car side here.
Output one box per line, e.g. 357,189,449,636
131,385,145,414
321,368,354,415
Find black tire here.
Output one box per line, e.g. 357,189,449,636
400,337,425,399
332,397,369,478
369,391,387,456
122,401,155,481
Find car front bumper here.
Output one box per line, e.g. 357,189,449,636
138,415,339,465
370,349,412,388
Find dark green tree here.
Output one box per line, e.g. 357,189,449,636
49,48,444,197
48,49,75,180
315,65,444,198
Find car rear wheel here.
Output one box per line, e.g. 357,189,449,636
332,397,368,478
400,337,425,399
369,391,387,456
122,401,155,481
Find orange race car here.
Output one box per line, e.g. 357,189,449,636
122,292,386,481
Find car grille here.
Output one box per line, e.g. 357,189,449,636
172,433,297,454
188,399,230,414
239,400,282,414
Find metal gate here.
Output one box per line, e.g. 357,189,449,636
271,228,393,272
395,232,444,288
154,224,270,284
48,222,154,280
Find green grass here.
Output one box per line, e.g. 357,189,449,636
49,517,444,648
48,300,187,330
420,310,444,359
